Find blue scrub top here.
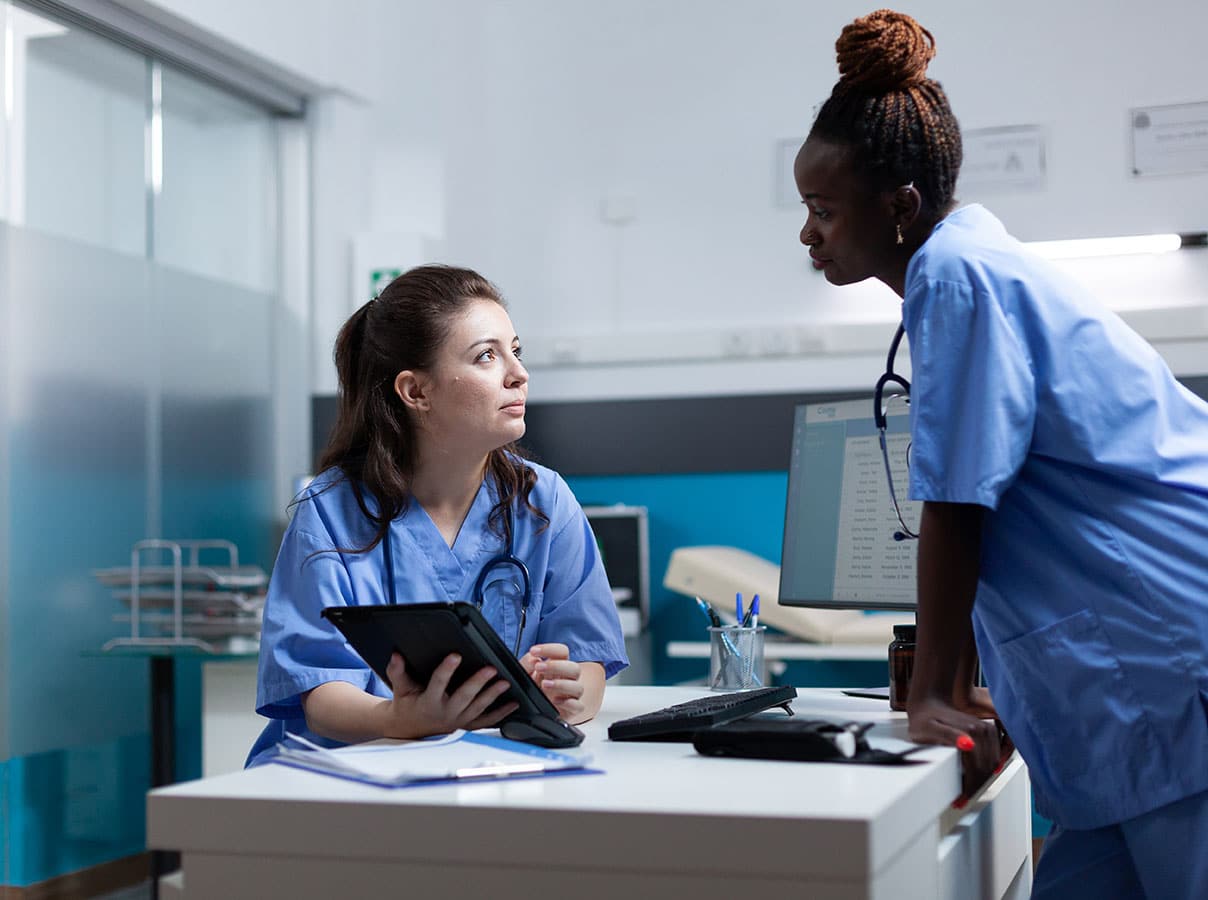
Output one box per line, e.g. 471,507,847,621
247,458,628,767
903,205,1208,829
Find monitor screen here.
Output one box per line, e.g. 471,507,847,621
779,396,919,610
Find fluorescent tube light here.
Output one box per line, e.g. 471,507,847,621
1027,232,1206,260
149,65,163,195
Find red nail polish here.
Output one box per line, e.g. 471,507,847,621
956,734,975,752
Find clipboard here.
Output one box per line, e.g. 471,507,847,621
321,602,585,748
270,729,597,788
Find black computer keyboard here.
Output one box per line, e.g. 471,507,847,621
607,685,798,742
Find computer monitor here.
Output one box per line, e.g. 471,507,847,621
779,396,919,610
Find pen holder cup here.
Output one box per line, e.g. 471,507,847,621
707,625,767,691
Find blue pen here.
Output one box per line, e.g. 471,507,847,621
738,593,764,686
736,592,743,625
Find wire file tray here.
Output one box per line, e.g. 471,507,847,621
95,539,268,652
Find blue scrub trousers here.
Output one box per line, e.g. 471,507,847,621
1032,788,1208,899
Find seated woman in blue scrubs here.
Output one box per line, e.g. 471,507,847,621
792,10,1208,899
247,265,628,766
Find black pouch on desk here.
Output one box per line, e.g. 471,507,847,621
692,718,924,765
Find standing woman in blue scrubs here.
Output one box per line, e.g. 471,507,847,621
792,10,1208,898
247,265,628,766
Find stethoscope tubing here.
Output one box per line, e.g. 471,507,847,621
383,503,533,656
875,323,920,541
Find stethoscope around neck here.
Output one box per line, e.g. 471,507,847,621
873,323,919,541
381,504,533,655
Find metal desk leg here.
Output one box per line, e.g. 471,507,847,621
150,657,179,897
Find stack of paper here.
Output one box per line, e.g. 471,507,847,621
269,730,595,787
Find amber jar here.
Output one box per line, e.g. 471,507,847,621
888,624,916,711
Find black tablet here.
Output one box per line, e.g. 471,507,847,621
321,601,584,748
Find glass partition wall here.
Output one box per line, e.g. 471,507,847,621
0,1,299,887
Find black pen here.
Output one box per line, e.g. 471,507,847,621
741,595,755,627
695,596,722,628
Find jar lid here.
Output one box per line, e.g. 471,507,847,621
892,623,916,641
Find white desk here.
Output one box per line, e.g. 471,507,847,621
149,686,1031,900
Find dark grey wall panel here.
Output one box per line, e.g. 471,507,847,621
314,373,1208,478
314,391,862,475
517,392,863,474
312,395,336,472
1181,375,1208,400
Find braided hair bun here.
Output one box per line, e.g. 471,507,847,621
835,9,936,95
806,8,961,213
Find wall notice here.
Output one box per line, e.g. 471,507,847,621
1131,101,1208,177
960,125,1047,192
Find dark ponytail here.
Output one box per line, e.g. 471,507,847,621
314,265,546,554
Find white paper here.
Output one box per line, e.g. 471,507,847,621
960,125,1046,191
273,731,592,786
1131,101,1208,177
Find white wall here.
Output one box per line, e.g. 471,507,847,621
146,0,1208,400
437,0,1208,398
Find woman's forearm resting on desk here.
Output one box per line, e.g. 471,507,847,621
300,646,607,743
301,651,517,743
908,502,1001,780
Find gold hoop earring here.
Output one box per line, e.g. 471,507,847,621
896,223,904,245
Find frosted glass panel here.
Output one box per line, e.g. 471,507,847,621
18,19,146,255
1,4,294,885
156,67,279,293
2,223,152,757
0,225,9,764
156,266,275,567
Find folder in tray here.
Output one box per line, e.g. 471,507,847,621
270,730,596,787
